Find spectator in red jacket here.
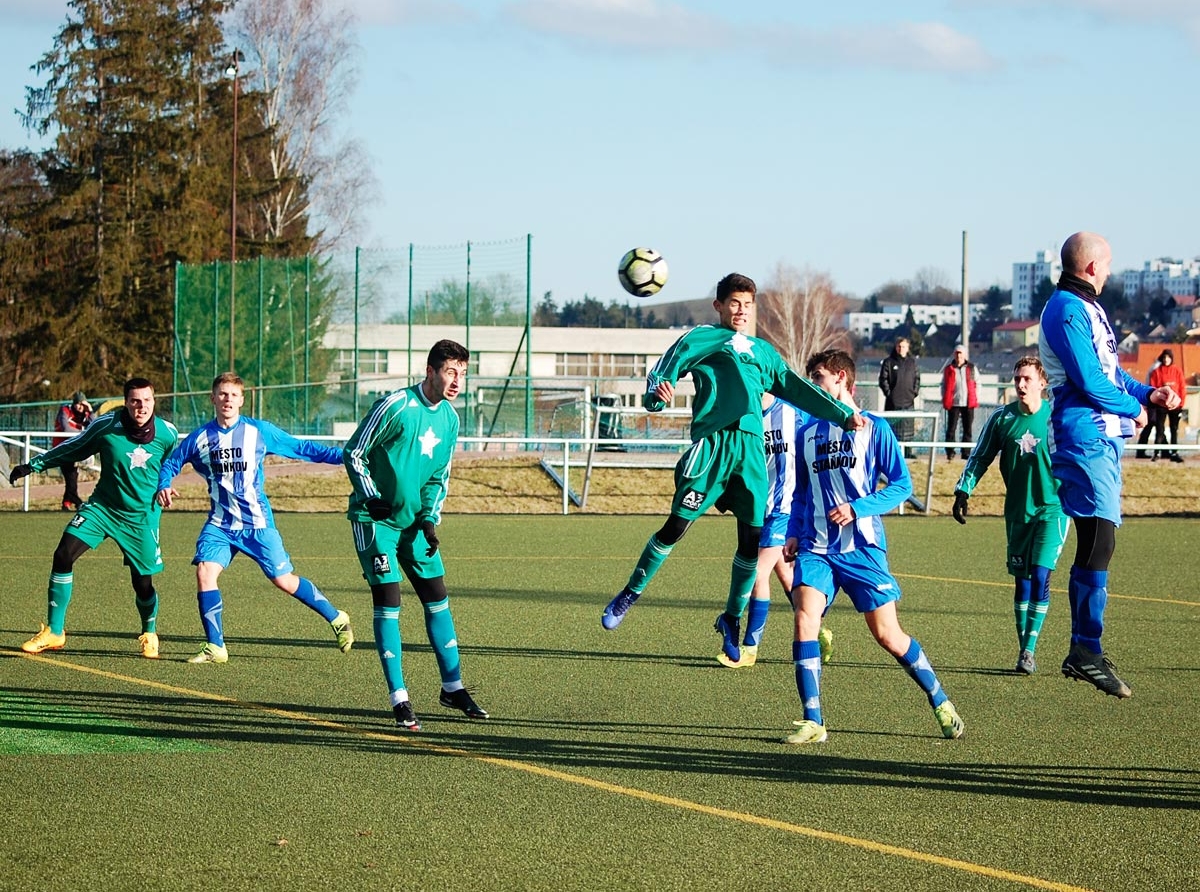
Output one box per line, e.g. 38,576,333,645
1148,349,1186,463
941,346,978,459
54,391,94,510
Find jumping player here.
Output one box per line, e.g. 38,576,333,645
601,272,865,668
953,356,1067,674
157,372,353,663
11,378,177,658
783,350,963,744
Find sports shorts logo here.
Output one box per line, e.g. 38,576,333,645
372,554,391,575
69,514,85,528
680,491,704,510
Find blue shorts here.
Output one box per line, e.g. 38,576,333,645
1052,437,1123,526
193,524,294,579
795,547,901,614
759,514,790,548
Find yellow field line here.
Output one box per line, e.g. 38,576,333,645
7,650,1096,892
892,572,1198,607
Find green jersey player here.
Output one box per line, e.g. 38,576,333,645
344,339,487,731
601,272,865,666
953,356,1067,675
10,378,178,658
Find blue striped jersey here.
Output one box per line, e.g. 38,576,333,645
787,412,911,555
763,397,810,519
159,417,343,530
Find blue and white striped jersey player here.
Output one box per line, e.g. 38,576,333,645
718,394,831,668
782,350,964,744
343,339,488,732
1039,231,1181,699
157,372,354,664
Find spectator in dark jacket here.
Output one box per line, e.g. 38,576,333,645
878,337,920,444
941,346,978,459
54,391,93,510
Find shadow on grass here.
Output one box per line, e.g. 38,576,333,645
3,683,1198,811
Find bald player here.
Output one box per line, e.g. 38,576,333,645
1039,231,1181,698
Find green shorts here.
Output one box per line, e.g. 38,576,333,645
350,519,444,586
1006,515,1069,577
670,428,767,526
64,502,164,576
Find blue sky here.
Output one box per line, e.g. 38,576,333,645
1,0,1197,307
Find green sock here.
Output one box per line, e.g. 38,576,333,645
48,572,73,635
422,597,461,685
626,534,672,593
136,589,158,634
1025,602,1049,654
723,553,756,619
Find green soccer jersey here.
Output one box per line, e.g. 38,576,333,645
344,383,458,529
644,325,854,440
955,401,1063,524
30,411,179,522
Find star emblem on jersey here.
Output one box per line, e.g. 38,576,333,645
419,426,441,457
728,333,754,356
1017,431,1040,455
127,445,152,469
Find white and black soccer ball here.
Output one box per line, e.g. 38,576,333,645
617,248,669,297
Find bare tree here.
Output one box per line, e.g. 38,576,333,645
231,0,376,251
757,262,849,371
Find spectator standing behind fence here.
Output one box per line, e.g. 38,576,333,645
941,345,978,459
1149,349,1186,463
54,391,94,511
1134,357,1162,459
878,337,919,446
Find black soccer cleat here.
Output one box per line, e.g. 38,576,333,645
1061,644,1132,699
439,687,489,719
393,700,422,731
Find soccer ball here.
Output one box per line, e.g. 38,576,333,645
618,248,669,297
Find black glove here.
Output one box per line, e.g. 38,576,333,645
421,520,440,557
9,463,32,486
952,491,969,525
364,497,391,521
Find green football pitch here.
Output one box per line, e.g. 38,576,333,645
1,513,1197,892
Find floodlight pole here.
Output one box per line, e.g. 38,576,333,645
227,51,243,372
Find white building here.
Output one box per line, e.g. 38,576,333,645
844,303,983,341
1012,250,1061,320
1121,258,1200,299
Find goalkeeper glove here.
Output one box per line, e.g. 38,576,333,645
9,464,32,486
420,520,439,557
364,497,391,521
952,491,969,525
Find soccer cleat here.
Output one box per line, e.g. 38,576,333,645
1061,644,1132,698
187,643,228,664
601,588,640,630
713,612,741,664
439,688,490,719
783,719,828,745
21,624,66,654
717,644,757,669
1016,649,1036,675
394,701,422,731
138,632,160,659
818,626,834,664
934,701,965,739
330,610,354,653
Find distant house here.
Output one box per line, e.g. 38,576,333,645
991,319,1041,351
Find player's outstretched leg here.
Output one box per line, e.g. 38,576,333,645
189,589,228,663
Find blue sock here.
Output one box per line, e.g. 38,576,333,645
1069,566,1107,652
290,577,339,622
896,638,947,708
744,597,770,647
423,597,462,686
373,606,406,698
197,589,224,647
793,639,823,724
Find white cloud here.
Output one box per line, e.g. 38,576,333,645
767,21,1000,73
503,0,727,51
337,0,476,28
